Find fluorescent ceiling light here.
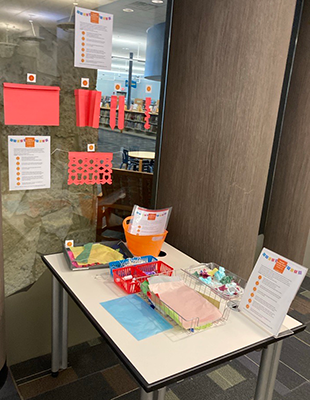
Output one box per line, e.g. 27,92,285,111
123,8,134,12
152,0,164,3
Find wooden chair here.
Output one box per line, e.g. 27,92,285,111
96,168,153,241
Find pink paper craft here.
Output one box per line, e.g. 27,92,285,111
68,152,113,185
144,97,151,130
110,95,117,130
3,83,60,126
75,89,102,128
149,281,222,329
118,95,125,130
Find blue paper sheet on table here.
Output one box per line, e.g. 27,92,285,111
100,294,173,340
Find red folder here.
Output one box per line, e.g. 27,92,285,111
75,89,101,128
3,83,60,126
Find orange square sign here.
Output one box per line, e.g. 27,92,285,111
91,12,99,23
148,213,156,221
25,137,35,147
274,258,287,274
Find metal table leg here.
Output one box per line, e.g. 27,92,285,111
157,387,166,400
264,341,283,400
140,387,166,400
254,341,283,400
140,388,154,400
52,276,68,376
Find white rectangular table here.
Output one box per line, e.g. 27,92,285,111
42,243,305,400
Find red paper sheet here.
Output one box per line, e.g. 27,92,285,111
118,95,125,130
144,97,151,130
68,152,113,185
3,83,60,126
75,89,101,128
109,95,117,130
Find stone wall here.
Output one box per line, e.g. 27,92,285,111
0,26,98,296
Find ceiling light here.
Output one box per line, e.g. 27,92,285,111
123,8,134,12
152,0,164,3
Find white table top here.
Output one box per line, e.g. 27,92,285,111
43,243,303,391
128,151,155,160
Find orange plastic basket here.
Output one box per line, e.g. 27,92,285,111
123,216,168,257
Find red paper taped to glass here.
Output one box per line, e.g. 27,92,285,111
144,97,151,130
68,152,113,185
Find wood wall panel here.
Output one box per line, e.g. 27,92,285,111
264,0,310,264
157,0,296,279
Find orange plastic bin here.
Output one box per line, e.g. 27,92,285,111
3,83,60,126
123,216,168,257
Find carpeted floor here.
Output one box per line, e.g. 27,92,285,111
2,276,310,400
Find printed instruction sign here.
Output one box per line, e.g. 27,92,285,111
239,248,308,336
128,206,171,236
75,6,113,70
8,136,50,191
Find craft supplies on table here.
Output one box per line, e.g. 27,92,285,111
100,294,173,340
142,270,231,332
109,255,157,276
112,261,174,294
63,240,133,270
184,263,246,301
123,216,167,257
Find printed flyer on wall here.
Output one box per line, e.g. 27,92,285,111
8,136,50,191
239,248,308,336
74,6,113,70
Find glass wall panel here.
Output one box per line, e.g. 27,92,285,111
0,0,168,296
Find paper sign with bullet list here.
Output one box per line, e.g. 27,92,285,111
74,6,113,70
8,136,50,191
239,248,308,336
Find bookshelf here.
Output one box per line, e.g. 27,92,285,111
100,107,158,134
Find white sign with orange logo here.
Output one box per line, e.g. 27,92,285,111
74,6,113,70
8,136,50,191
27,73,36,83
239,248,308,336
114,83,121,91
145,84,152,94
81,78,89,88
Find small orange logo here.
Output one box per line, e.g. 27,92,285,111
25,137,35,147
90,12,99,23
274,258,287,274
148,213,156,221
66,241,73,247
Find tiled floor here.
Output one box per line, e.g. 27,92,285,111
3,277,310,400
